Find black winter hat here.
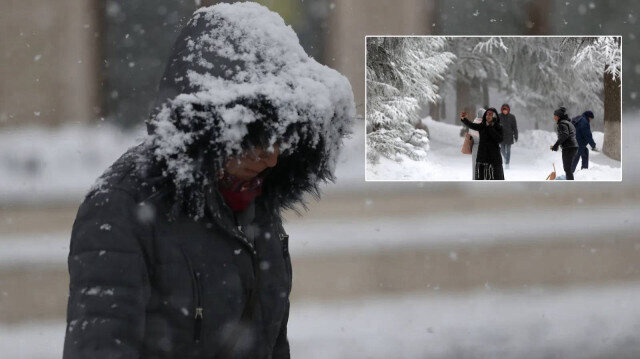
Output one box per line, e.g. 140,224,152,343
554,106,567,117
584,110,594,119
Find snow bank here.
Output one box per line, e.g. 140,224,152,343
365,117,451,181
366,116,622,181
421,117,465,145
517,129,557,150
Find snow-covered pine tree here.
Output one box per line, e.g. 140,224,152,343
450,37,508,124
572,36,622,160
473,37,605,130
366,37,455,163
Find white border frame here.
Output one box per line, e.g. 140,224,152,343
363,35,623,183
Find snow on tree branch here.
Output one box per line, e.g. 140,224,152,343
473,37,508,54
366,37,455,163
572,36,622,81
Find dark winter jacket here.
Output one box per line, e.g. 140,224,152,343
461,111,504,165
63,3,355,359
572,114,596,148
497,111,518,145
64,147,292,358
553,118,578,150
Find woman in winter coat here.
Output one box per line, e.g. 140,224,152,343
460,108,504,180
498,103,518,169
62,3,355,358
468,108,485,180
550,107,579,180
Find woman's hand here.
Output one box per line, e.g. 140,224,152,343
460,111,467,121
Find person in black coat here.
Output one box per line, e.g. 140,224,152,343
550,107,579,180
461,107,504,180
62,3,355,359
571,110,598,172
498,103,518,169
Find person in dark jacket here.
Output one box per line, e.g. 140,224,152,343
550,107,579,180
571,110,598,172
461,107,504,180
62,3,355,359
498,104,518,169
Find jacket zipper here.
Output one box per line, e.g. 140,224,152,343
193,271,204,343
180,246,204,343
279,233,292,292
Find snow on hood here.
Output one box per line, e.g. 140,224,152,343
145,2,355,214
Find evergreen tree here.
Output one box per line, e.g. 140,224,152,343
366,37,454,163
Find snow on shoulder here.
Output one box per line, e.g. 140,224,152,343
140,2,355,213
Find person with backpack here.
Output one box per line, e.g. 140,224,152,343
461,107,505,180
571,110,598,172
550,107,579,180
498,104,518,169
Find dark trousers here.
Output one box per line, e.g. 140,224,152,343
500,144,512,164
571,146,589,172
562,147,578,180
475,162,505,180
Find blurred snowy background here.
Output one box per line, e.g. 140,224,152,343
1,0,639,358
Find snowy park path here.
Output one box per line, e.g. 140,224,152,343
367,117,622,181
5,283,640,359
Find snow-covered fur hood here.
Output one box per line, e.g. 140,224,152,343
483,107,499,125
145,2,355,216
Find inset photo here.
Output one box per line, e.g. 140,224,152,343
365,36,622,181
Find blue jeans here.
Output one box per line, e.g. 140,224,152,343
501,144,511,164
571,146,589,172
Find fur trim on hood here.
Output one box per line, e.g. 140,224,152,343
144,2,355,217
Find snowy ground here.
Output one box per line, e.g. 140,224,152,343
0,115,633,204
0,121,366,204
4,284,640,359
3,200,637,266
366,117,622,181
0,124,144,204
289,284,640,358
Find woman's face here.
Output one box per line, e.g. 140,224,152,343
553,115,559,122
224,144,280,181
485,110,494,123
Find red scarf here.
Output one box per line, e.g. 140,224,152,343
218,173,263,212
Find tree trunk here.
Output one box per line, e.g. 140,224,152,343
482,80,489,108
469,77,484,113
456,76,473,124
603,64,621,161
429,100,440,121
440,99,447,121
